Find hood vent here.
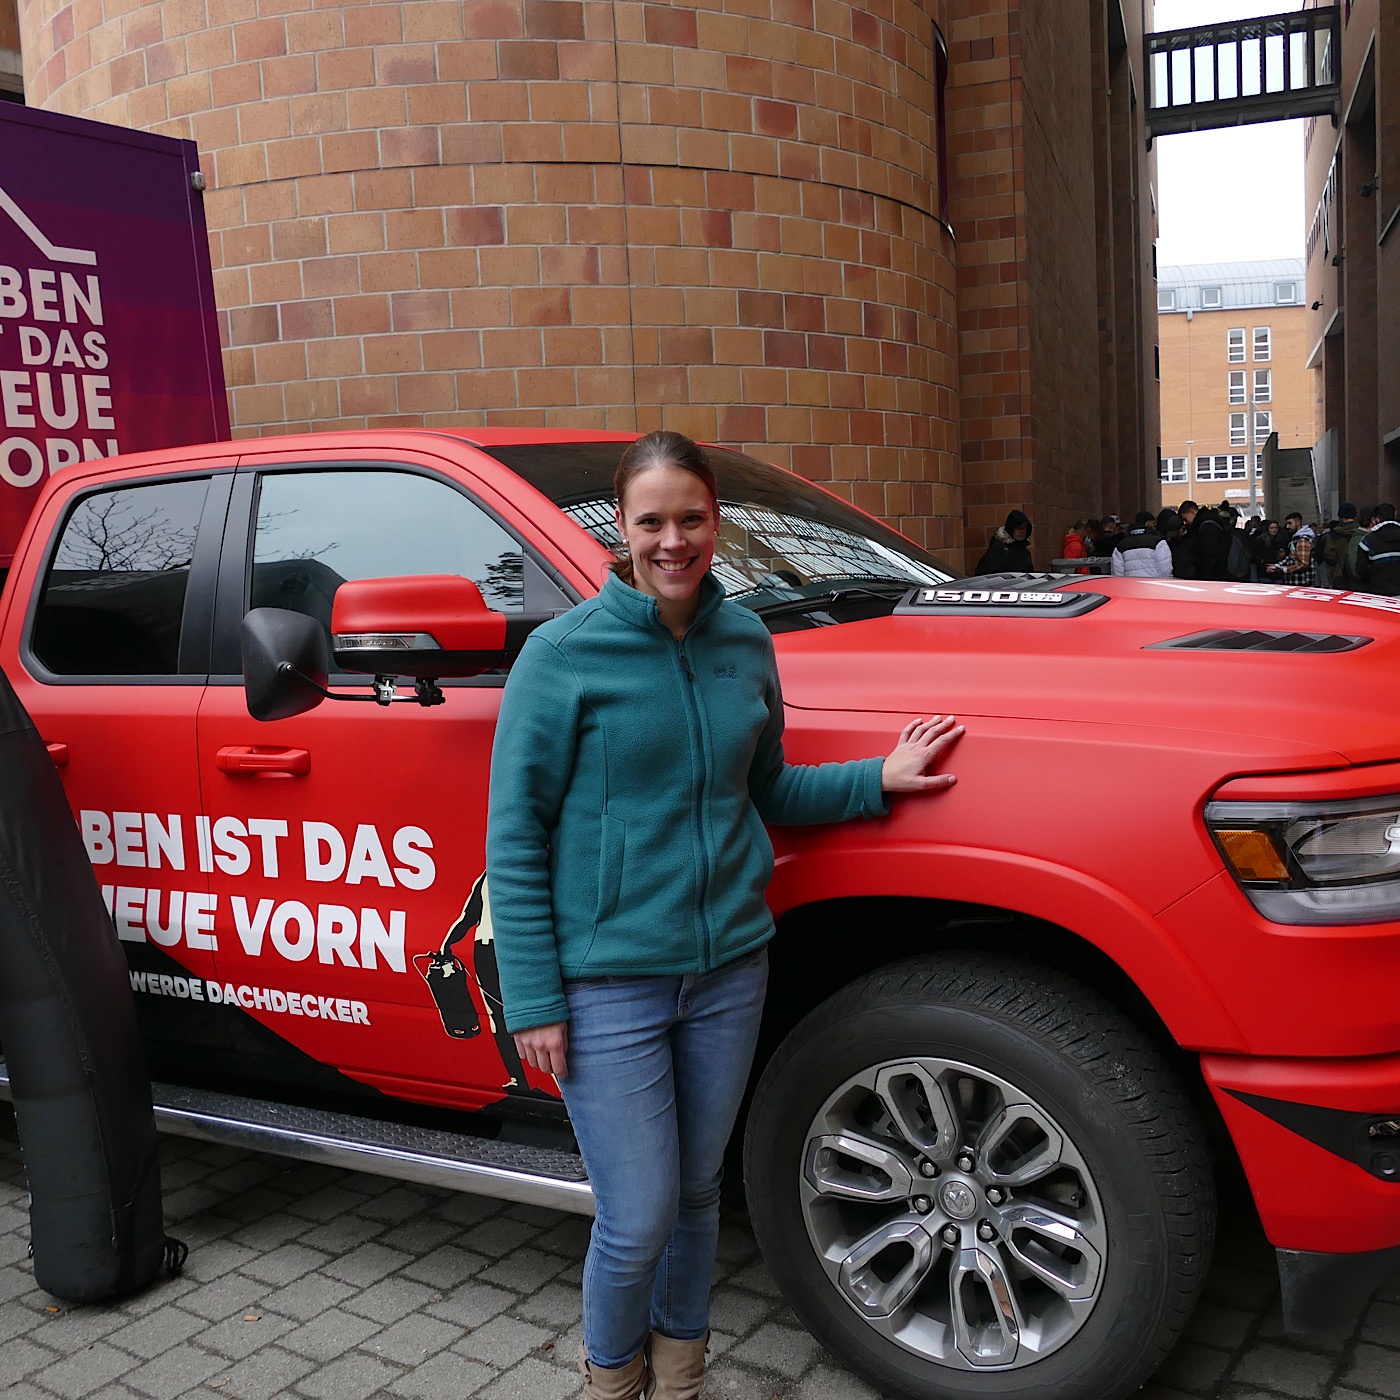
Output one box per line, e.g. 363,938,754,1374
1148,629,1372,654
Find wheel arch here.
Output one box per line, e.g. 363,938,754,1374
765,844,1247,1054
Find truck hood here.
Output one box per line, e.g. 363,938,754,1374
772,577,1400,767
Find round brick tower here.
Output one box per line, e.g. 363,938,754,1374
19,0,962,552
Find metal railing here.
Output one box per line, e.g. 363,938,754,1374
1146,7,1340,138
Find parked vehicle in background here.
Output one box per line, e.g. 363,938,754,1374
3,428,1400,1400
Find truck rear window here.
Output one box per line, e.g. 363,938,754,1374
31,478,208,676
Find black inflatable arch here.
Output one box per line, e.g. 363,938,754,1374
0,664,166,1300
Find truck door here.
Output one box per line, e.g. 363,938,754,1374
195,458,570,1114
2,469,232,1074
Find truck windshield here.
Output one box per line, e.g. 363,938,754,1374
482,442,954,625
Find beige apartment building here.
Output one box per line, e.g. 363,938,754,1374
1156,259,1313,517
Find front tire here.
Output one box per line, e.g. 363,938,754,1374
743,955,1214,1400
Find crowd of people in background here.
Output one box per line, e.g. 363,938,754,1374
974,501,1400,594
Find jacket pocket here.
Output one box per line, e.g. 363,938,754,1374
595,814,626,925
744,802,774,878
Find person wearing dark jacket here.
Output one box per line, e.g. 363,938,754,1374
1250,519,1287,581
1095,514,1125,555
974,508,1034,574
1355,504,1400,596
1184,504,1232,581
1325,503,1362,588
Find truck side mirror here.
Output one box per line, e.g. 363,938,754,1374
330,574,547,677
241,608,330,721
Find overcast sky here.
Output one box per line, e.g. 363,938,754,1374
1151,0,1306,269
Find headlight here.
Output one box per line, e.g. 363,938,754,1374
1205,793,1400,925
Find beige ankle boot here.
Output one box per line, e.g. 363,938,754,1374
646,1332,708,1400
577,1343,649,1400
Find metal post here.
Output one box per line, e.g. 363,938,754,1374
1248,397,1259,515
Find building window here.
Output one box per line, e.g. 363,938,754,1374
1228,328,1246,363
1202,287,1223,308
1229,455,1248,479
1197,455,1233,481
1229,412,1248,447
1158,288,1177,312
1255,453,1264,477
1160,457,1188,484
1254,410,1273,442
1254,369,1272,402
1229,370,1247,404
1275,282,1297,303
1253,326,1272,361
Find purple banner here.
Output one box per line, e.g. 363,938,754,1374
0,105,228,563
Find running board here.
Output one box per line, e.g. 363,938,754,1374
0,1062,594,1216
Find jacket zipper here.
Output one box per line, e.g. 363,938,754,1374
675,634,714,966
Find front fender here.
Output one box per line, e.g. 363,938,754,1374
767,842,1247,1053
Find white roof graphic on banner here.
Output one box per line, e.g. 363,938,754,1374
0,183,98,266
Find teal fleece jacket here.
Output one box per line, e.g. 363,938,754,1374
486,571,889,1033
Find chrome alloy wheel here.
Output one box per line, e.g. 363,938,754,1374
799,1057,1108,1372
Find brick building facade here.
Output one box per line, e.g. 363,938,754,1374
11,0,1158,571
1303,0,1399,514
1,0,21,100
1156,259,1313,518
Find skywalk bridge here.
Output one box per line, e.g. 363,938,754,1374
1147,6,1341,140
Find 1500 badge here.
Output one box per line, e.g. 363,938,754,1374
919,588,1068,605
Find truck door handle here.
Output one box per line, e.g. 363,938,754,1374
215,745,311,777
45,742,69,768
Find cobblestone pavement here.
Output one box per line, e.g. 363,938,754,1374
2,1111,1398,1400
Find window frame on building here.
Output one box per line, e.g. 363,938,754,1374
1228,328,1247,363
1253,326,1272,361
1229,412,1248,447
1274,281,1297,304
1253,368,1272,403
1229,370,1247,404
1158,288,1177,312
1254,409,1274,443
1160,457,1188,484
1201,287,1223,309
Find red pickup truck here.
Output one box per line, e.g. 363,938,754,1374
3,428,1399,1400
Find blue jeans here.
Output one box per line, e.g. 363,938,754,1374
559,946,769,1369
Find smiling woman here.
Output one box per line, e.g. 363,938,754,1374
485,431,963,1400
611,431,720,639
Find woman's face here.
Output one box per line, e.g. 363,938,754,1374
616,464,718,607
1268,521,1280,537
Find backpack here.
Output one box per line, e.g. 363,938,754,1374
1226,531,1250,582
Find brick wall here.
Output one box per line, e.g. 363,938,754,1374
942,0,1029,557
0,0,18,54
18,0,963,553
1379,3,1400,485
1303,0,1400,508
1019,0,1104,532
945,0,1155,565
1,0,21,86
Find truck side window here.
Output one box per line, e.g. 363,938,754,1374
250,470,526,643
31,478,209,676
